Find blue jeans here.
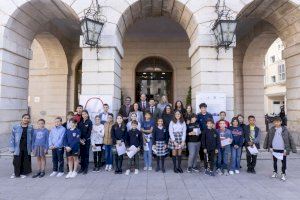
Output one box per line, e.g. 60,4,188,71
105,145,113,165
217,146,231,171
231,146,242,171
143,141,152,167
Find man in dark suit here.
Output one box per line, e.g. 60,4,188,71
138,93,149,112
147,98,161,122
118,96,132,124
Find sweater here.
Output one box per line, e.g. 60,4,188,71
91,124,105,146
229,126,244,147
152,126,169,145
49,125,66,148
32,128,49,150
64,128,81,152
186,122,201,143
111,124,127,145
201,128,220,151
125,128,143,148
78,119,93,141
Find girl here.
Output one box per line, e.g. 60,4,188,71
184,105,194,124
112,115,127,174
78,110,93,174
64,118,81,178
162,105,173,131
229,117,244,174
129,102,144,124
62,111,74,129
174,100,186,117
152,118,169,173
91,115,105,172
127,112,141,131
32,119,49,178
141,111,155,171
103,113,114,171
9,114,34,179
168,111,187,173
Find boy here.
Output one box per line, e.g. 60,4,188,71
197,103,214,131
74,105,83,123
263,117,297,181
201,119,220,176
216,111,230,129
49,117,66,177
125,120,143,175
99,104,112,125
244,115,261,174
216,120,233,175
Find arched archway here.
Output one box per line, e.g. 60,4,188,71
135,56,174,103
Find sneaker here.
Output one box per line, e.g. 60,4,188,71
56,172,64,177
65,172,72,179
216,169,223,175
10,174,15,179
271,172,278,178
143,167,148,171
134,169,139,174
105,165,109,171
20,175,26,179
49,171,57,177
108,165,112,171
92,167,97,172
235,170,240,174
71,171,77,178
281,174,286,181
204,169,210,175
229,171,234,175
251,169,256,174
209,171,215,176
148,167,152,171
187,167,192,173
224,171,229,176
192,167,199,173
125,169,130,175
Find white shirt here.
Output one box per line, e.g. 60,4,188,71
91,124,105,145
169,121,187,142
126,121,141,131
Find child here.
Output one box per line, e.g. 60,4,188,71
112,115,127,174
32,119,49,178
49,117,66,177
141,111,155,171
64,118,81,178
126,112,141,131
186,114,201,173
216,111,230,129
201,119,220,176
244,115,261,174
99,104,111,125
229,117,244,174
62,111,74,129
168,110,186,173
103,113,114,171
152,118,169,173
263,117,297,181
91,115,104,172
216,120,232,176
125,120,143,175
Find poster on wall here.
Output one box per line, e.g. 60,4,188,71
196,92,226,122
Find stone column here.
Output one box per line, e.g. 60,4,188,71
190,46,234,119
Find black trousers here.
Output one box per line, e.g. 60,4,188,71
273,149,287,174
246,150,257,170
204,151,215,171
52,148,64,172
80,141,90,171
115,154,123,171
13,150,31,177
93,151,102,168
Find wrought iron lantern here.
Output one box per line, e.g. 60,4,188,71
80,0,106,59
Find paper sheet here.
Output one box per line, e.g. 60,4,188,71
221,138,232,147
272,152,284,160
126,145,138,158
92,146,102,152
116,142,126,156
247,145,259,155
193,128,201,136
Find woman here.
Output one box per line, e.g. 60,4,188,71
174,100,186,117
157,95,171,112
129,102,144,124
168,111,187,173
162,105,173,132
184,105,194,124
9,114,34,178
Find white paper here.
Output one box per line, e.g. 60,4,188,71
126,145,138,158
92,146,102,152
152,145,157,155
116,142,126,156
247,145,259,155
272,152,284,160
193,128,201,135
144,143,149,151
221,138,232,147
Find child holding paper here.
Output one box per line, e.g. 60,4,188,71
186,114,201,173
263,116,297,181
112,115,127,174
216,120,233,176
125,120,143,175
91,115,104,172
152,118,169,173
202,119,220,176
244,115,261,174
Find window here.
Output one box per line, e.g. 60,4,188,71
270,55,275,63
278,64,286,81
271,75,276,83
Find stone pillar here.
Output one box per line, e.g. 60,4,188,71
80,47,122,116
190,47,234,119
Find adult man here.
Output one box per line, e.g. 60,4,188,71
118,97,132,124
138,93,149,112
98,104,112,125
146,98,161,122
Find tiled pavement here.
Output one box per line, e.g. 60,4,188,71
0,152,300,200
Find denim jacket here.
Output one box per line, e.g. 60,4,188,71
9,124,34,156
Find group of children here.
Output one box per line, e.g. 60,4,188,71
25,101,297,181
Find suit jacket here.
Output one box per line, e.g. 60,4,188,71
147,106,161,122
118,105,132,123
138,101,150,112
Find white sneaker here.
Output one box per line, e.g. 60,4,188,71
148,167,152,171
65,172,72,179
20,175,26,179
108,165,112,171
125,169,130,175
56,172,64,177
71,171,77,178
271,172,278,178
49,171,57,177
105,165,109,171
216,169,223,175
143,167,148,171
10,174,15,179
229,171,234,175
235,170,240,174
281,174,286,181
134,169,139,174
224,171,229,176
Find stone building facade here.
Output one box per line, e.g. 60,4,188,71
1,0,300,147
